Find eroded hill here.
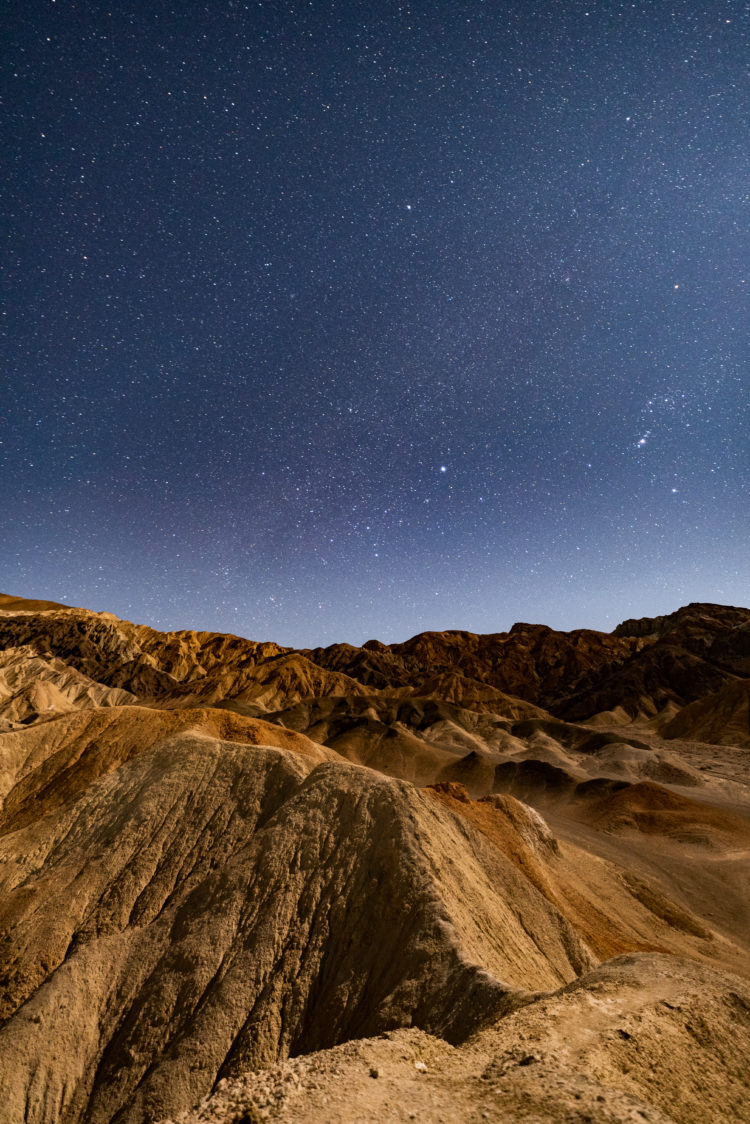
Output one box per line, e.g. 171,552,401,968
0,593,748,1123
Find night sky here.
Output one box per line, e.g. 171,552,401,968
3,1,748,647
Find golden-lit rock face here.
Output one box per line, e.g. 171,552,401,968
1,594,749,1123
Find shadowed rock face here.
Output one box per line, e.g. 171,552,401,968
164,954,750,1124
1,594,749,1123
561,602,750,721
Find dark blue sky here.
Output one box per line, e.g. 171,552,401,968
3,1,748,645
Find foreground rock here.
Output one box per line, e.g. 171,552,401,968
160,954,750,1124
0,709,590,1123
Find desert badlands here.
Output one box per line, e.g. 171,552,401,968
0,593,749,1122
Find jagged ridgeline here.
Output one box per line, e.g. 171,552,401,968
1,594,749,1123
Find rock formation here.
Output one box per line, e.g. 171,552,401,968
0,593,748,1122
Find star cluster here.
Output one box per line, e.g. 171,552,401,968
2,1,748,644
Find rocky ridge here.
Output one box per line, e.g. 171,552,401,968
0,593,748,1123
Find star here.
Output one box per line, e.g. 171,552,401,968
3,0,745,645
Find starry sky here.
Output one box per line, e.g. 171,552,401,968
3,1,748,647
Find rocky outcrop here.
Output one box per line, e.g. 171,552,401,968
560,603,750,722
614,601,750,642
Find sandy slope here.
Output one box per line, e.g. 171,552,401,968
161,955,750,1124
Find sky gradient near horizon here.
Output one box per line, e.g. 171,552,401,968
3,0,748,645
